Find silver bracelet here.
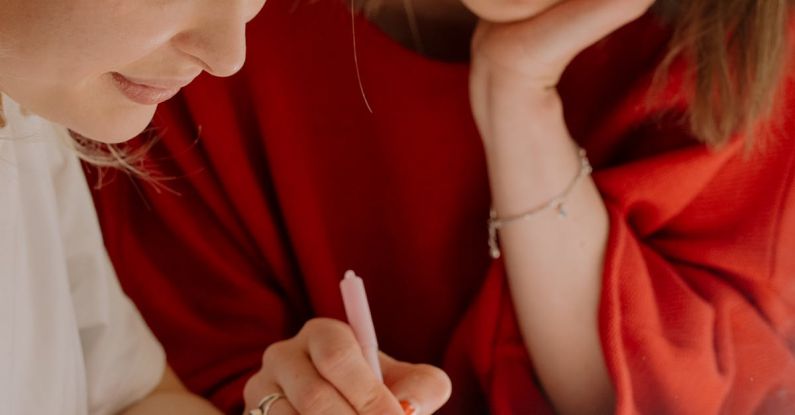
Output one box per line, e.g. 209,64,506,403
488,147,593,259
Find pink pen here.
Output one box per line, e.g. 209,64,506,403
340,270,383,381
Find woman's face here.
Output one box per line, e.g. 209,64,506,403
0,0,266,143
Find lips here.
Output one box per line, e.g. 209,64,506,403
110,72,188,106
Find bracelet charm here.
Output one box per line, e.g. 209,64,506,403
488,147,592,259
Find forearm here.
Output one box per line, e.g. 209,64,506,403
483,89,614,415
121,367,222,415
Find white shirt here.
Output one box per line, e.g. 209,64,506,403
0,95,165,415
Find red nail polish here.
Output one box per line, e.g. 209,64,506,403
400,400,417,415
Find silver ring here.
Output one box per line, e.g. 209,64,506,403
248,392,286,415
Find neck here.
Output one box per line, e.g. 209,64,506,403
360,0,477,61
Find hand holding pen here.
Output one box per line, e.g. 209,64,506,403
243,271,451,415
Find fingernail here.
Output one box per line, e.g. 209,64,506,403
400,400,418,415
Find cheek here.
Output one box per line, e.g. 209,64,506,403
0,3,125,81
462,0,563,22
0,31,159,88
12,7,178,84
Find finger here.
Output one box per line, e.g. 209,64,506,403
267,396,299,415
246,384,300,415
509,0,654,64
243,365,278,412
267,338,358,415
380,354,452,415
302,319,403,415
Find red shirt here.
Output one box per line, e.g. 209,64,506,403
90,1,795,413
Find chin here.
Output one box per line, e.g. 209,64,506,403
71,106,156,144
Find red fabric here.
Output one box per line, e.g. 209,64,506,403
88,1,795,413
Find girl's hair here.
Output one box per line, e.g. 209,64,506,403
359,0,794,147
65,131,156,181
656,0,793,146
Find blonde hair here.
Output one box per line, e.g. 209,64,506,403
358,0,794,147
62,126,174,191
64,131,156,179
657,0,793,146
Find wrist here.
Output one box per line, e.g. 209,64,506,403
475,86,565,153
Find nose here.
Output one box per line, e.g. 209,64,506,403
173,12,249,78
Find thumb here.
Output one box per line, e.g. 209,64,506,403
380,353,452,415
